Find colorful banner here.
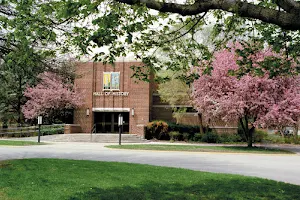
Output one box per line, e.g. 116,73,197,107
103,73,111,90
111,72,120,90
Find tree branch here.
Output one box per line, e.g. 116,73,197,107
163,12,207,43
275,0,300,13
0,5,16,16
115,0,300,30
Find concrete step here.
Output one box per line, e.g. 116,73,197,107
19,133,149,143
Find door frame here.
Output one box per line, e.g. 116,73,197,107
93,111,129,133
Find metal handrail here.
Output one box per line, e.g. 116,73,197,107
90,124,97,142
91,124,97,134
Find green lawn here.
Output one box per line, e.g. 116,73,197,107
0,140,42,146
0,159,300,200
107,144,294,154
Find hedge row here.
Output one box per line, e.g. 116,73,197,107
168,131,243,143
145,120,212,141
0,125,64,138
145,121,270,143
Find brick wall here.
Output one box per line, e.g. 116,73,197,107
74,62,94,134
64,124,82,134
151,90,238,129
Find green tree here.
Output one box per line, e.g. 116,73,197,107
0,0,63,57
0,45,50,124
157,71,205,134
0,50,77,125
0,0,69,125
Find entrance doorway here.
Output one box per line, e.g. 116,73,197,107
93,112,129,133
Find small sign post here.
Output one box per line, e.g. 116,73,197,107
118,114,123,145
37,116,42,143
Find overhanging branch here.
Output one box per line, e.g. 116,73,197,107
115,0,300,30
275,0,300,13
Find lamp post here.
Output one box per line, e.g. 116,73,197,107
37,116,42,143
118,114,123,145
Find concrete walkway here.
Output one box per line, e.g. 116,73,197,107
1,141,300,185
6,133,147,143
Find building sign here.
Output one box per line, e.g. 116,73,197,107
103,72,120,90
93,92,129,96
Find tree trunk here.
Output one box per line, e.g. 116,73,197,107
17,76,22,124
2,118,8,129
241,115,255,147
247,135,252,147
248,126,255,147
294,124,298,139
239,118,248,141
198,113,204,135
17,98,21,124
280,127,285,138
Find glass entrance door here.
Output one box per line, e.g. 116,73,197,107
94,112,129,133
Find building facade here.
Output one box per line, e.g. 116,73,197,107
74,61,154,136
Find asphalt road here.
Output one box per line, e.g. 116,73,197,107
1,142,300,185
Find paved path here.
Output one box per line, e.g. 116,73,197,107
1,142,300,185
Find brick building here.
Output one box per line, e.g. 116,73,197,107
73,61,155,136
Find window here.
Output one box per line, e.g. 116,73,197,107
103,72,120,90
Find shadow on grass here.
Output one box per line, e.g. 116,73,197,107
68,179,300,200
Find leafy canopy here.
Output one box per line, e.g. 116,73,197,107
3,0,300,80
41,0,300,80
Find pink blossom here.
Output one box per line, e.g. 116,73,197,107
193,44,300,130
22,72,83,119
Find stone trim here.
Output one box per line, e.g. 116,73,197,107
92,107,131,112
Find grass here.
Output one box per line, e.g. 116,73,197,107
0,140,43,146
0,159,300,200
106,144,294,154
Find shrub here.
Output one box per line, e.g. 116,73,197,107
217,133,243,143
201,132,219,143
40,125,64,135
182,132,190,142
145,121,169,140
284,137,293,144
167,122,212,141
281,135,300,144
260,133,300,144
168,131,181,141
193,133,202,142
263,134,285,144
293,137,300,144
254,129,268,142
41,128,64,135
167,122,211,134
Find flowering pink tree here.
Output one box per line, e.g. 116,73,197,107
193,44,300,147
22,72,82,122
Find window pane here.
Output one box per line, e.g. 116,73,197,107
103,73,111,90
111,72,120,90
